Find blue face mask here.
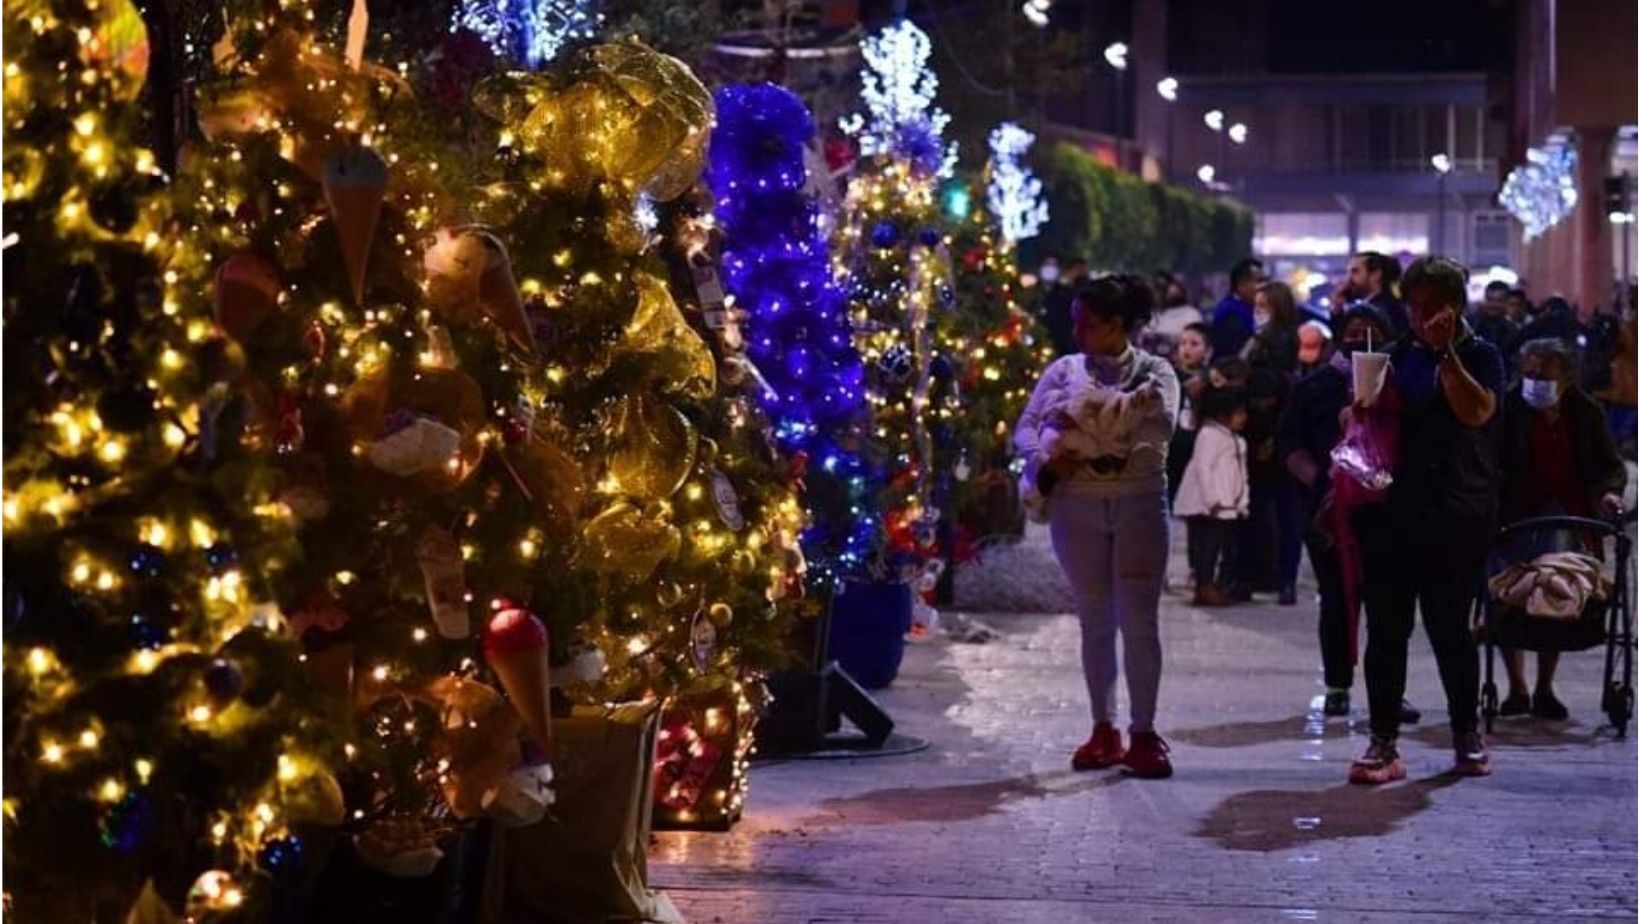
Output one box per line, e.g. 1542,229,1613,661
1521,376,1560,410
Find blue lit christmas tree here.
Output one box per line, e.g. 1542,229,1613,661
708,84,876,581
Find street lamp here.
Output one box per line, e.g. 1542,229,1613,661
1431,153,1452,255
1228,122,1248,145
1156,76,1178,101
1103,42,1129,70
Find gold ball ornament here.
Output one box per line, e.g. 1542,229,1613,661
582,500,681,581
282,768,346,827
606,392,697,501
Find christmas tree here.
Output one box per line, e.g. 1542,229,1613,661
164,4,562,875
939,123,1052,545
457,45,809,826
707,82,874,583
2,1,342,917
835,19,957,579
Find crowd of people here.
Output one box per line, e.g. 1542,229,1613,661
1019,251,1635,783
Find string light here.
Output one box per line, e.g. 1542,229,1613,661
840,20,956,177
986,123,1048,244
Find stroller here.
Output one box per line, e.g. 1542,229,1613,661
1477,510,1636,737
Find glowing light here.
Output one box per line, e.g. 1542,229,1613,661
1228,123,1248,145
1197,164,1217,185
1021,0,1051,27
986,122,1048,244
842,20,956,176
1499,137,1578,240
42,742,64,763
1204,109,1225,132
1103,42,1128,71
451,0,601,67
1156,76,1178,101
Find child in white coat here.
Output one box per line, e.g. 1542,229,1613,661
1174,386,1249,607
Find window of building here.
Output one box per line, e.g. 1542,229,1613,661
1255,212,1350,256
1359,212,1429,255
1473,212,1512,268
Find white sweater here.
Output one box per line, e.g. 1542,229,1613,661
1013,349,1180,498
1173,421,1249,519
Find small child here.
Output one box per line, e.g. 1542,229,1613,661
1173,386,1250,607
1168,321,1214,505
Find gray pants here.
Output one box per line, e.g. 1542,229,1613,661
1049,492,1170,733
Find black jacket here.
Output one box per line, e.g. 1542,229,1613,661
1498,386,1626,522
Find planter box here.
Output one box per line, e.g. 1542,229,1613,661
828,580,912,690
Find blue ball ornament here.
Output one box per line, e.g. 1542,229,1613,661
204,658,245,704
939,285,955,306
259,834,304,875
128,544,166,579
100,793,154,855
919,228,942,248
204,542,239,573
129,615,170,650
870,221,900,249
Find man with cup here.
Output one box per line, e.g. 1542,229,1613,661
1347,257,1504,785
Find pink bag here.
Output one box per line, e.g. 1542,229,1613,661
1325,381,1402,664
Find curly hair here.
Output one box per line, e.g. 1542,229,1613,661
1072,273,1157,333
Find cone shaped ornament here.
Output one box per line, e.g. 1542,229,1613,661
483,608,553,750
323,144,388,306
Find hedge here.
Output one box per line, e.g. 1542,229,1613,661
1028,141,1254,275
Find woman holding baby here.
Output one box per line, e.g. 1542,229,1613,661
1013,276,1181,778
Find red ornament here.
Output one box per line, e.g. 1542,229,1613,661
788,450,809,481
502,418,529,446
484,607,553,750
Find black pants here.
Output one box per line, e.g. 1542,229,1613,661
1303,527,1352,691
1354,506,1489,739
1187,516,1237,588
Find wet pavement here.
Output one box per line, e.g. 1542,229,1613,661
653,524,1638,922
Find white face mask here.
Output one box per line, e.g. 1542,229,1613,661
1039,263,1061,284
1254,310,1271,331
1521,376,1560,410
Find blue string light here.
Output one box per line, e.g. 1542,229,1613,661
986,122,1048,244
1498,136,1578,241
709,84,877,577
450,0,601,68
839,20,956,177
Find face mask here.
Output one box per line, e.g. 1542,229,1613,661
1521,377,1560,410
1254,310,1271,331
1039,264,1060,284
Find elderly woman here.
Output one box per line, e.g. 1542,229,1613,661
1495,338,1627,719
1015,275,1180,778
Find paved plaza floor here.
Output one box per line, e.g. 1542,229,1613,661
653,527,1639,923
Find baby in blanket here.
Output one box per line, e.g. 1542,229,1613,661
1020,376,1162,522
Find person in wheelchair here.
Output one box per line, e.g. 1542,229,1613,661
1496,337,1628,719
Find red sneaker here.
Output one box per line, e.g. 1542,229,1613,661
1071,722,1125,771
1121,731,1174,779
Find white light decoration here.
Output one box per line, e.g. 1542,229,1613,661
1498,136,1579,241
1431,152,1452,174
986,122,1049,244
842,20,957,177
1022,0,1052,27
1196,164,1216,185
1103,42,1129,71
1228,122,1248,145
1156,76,1178,102
1204,109,1225,132
452,0,601,68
